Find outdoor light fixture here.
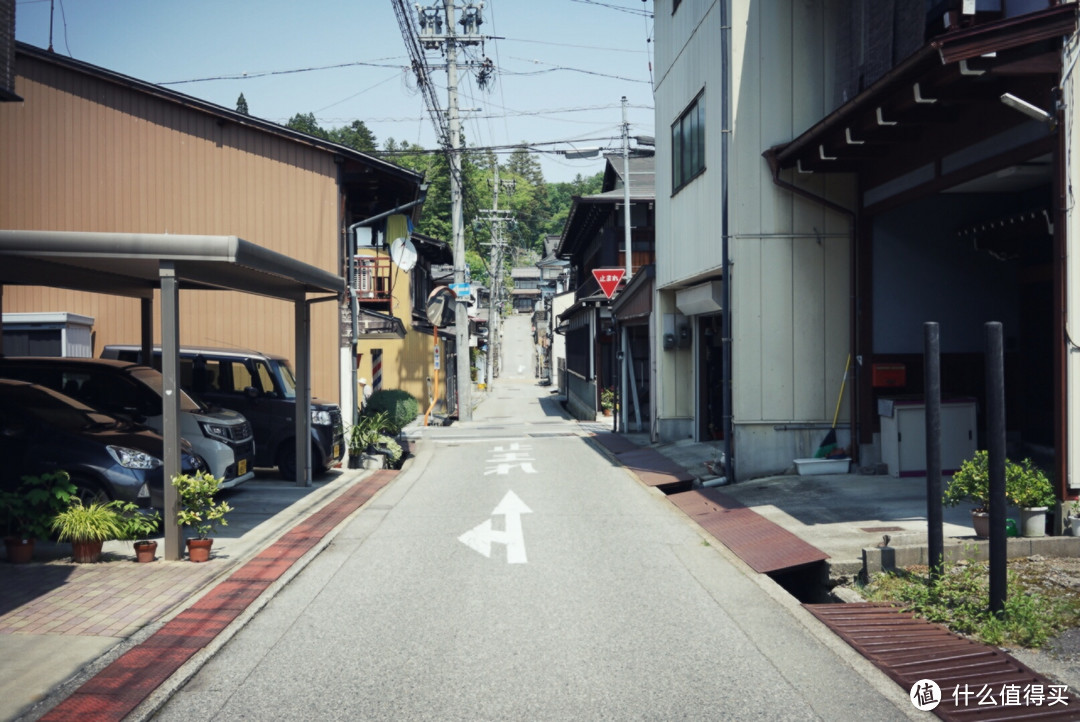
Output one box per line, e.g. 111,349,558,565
1000,93,1056,129
560,147,602,160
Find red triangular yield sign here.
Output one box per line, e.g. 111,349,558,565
592,268,625,299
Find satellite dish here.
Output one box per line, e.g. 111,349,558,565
389,237,418,272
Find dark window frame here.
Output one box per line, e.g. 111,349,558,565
671,91,705,194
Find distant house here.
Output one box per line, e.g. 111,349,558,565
0,42,424,419
510,267,542,313
556,153,655,420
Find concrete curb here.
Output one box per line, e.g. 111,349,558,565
862,535,1080,578
126,443,432,720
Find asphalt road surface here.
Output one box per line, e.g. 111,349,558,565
498,313,536,380
155,381,915,721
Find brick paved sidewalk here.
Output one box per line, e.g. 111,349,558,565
0,561,222,639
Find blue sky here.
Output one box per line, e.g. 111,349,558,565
14,0,655,183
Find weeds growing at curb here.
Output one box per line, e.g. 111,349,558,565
860,558,1080,649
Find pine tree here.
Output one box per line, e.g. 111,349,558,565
236,93,249,115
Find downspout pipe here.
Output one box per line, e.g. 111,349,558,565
763,149,859,463
720,0,733,483
346,187,429,426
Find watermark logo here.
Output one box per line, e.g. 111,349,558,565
910,679,942,711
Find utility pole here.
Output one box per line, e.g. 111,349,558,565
409,0,484,420
444,0,472,420
481,163,514,388
622,96,633,282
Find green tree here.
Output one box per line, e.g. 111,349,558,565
329,120,377,153
286,112,330,140
285,113,377,154
236,93,249,116
540,171,604,239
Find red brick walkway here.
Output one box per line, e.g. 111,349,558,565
39,470,397,722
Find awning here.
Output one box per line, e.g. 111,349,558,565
676,280,723,316
611,265,654,324
0,230,342,301
766,5,1077,178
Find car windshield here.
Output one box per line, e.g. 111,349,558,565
269,360,297,400
129,366,204,413
6,384,120,432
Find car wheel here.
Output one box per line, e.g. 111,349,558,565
277,444,327,480
277,445,297,480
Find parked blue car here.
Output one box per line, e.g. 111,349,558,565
0,379,203,508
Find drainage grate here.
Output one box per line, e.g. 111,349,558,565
860,526,905,533
805,603,1080,720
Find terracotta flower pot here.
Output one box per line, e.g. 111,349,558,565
186,538,213,563
971,510,990,539
71,540,104,563
134,540,158,563
4,537,34,564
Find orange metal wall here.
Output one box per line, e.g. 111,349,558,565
0,54,344,401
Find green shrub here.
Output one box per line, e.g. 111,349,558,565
365,389,419,434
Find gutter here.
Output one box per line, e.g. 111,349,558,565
720,0,733,483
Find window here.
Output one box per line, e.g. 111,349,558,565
672,93,705,192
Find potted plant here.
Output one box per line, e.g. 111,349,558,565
1062,498,1080,537
600,387,615,417
944,451,993,538
172,470,232,562
114,502,162,562
1006,457,1055,538
50,498,124,563
1,471,77,563
349,411,391,469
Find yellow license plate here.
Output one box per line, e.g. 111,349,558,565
333,443,341,459
238,459,247,475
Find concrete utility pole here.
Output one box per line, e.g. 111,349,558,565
481,163,514,388
622,95,633,282
444,0,472,420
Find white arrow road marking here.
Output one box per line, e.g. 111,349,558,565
458,490,533,564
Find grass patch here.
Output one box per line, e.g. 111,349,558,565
860,559,1080,649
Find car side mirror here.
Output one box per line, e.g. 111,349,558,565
244,386,260,399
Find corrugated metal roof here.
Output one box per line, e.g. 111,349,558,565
14,42,421,185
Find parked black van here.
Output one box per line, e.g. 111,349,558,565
101,345,344,479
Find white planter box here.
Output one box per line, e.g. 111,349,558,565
793,457,851,476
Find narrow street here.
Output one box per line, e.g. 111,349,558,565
154,381,913,720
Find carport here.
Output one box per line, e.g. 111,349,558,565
0,230,343,559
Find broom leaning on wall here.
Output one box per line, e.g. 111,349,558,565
814,354,851,459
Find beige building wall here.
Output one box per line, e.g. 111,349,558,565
653,0,855,474
0,53,344,401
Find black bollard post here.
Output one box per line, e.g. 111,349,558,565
925,323,944,580
986,322,1007,616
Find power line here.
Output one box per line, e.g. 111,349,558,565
569,0,654,18
157,58,406,86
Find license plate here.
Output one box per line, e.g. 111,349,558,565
238,458,247,475
333,443,341,459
